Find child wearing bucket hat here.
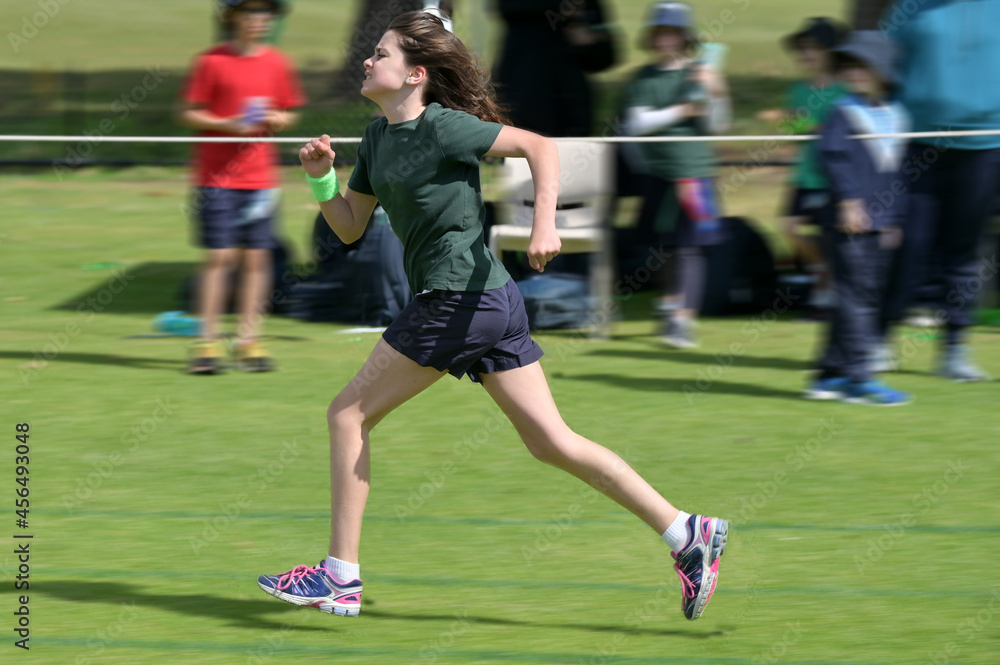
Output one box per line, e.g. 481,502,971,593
805,30,911,405
622,1,731,349
779,18,848,316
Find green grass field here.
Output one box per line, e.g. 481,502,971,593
0,0,846,162
2,166,999,665
2,1,999,662
0,0,847,72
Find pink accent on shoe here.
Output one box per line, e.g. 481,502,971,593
700,517,712,545
276,564,322,591
327,572,359,586
671,552,697,600
704,559,721,601
704,575,718,606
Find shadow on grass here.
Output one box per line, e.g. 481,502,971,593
556,372,802,401
586,347,811,372
52,261,197,315
361,608,726,639
9,580,335,633
1,350,183,372
15,580,728,639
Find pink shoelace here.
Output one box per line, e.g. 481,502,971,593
276,564,323,591
671,552,697,599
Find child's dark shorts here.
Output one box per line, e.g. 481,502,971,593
193,187,278,249
785,188,831,224
382,279,544,383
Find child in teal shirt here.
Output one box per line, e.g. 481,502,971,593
780,18,847,313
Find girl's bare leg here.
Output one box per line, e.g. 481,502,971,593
327,339,446,562
479,362,678,534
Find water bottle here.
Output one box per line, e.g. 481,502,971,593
243,96,268,131
154,311,203,336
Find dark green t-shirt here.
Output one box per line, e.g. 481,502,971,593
623,64,715,180
348,103,508,295
786,80,847,189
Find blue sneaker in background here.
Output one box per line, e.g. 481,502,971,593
804,376,850,400
844,380,910,406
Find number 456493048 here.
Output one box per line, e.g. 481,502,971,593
15,424,29,518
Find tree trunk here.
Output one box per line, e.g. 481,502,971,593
852,0,896,28
332,0,422,99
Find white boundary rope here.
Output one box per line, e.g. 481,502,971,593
2,129,1000,144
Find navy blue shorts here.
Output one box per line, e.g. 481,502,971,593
193,187,278,250
785,188,831,224
382,279,544,382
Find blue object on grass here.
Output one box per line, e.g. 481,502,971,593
153,311,203,336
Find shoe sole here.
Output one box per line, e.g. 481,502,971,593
661,338,698,350
188,366,224,375
803,390,846,400
841,396,911,406
935,372,990,383
688,518,728,620
257,580,360,616
237,363,276,373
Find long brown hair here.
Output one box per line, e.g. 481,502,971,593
387,11,508,124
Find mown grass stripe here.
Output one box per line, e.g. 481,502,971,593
31,638,933,665
41,509,1000,534
27,569,991,599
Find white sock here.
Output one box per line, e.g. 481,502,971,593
325,556,360,582
661,511,692,552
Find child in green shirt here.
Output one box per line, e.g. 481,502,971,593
779,18,847,312
256,10,728,622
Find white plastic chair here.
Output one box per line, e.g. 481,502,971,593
488,141,616,337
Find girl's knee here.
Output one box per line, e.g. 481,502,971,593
522,430,574,466
327,398,363,431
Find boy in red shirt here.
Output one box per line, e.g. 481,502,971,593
180,0,305,373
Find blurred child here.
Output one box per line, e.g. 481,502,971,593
879,0,1000,382
780,18,847,313
179,0,305,373
622,1,731,348
807,31,910,405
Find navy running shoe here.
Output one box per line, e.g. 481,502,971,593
257,561,362,616
672,515,728,620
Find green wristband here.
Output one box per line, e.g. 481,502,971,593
307,170,340,202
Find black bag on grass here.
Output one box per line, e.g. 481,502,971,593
700,217,778,316
285,208,410,326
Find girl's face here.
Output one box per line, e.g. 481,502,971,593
840,59,880,98
362,30,413,101
793,38,830,76
650,26,687,57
